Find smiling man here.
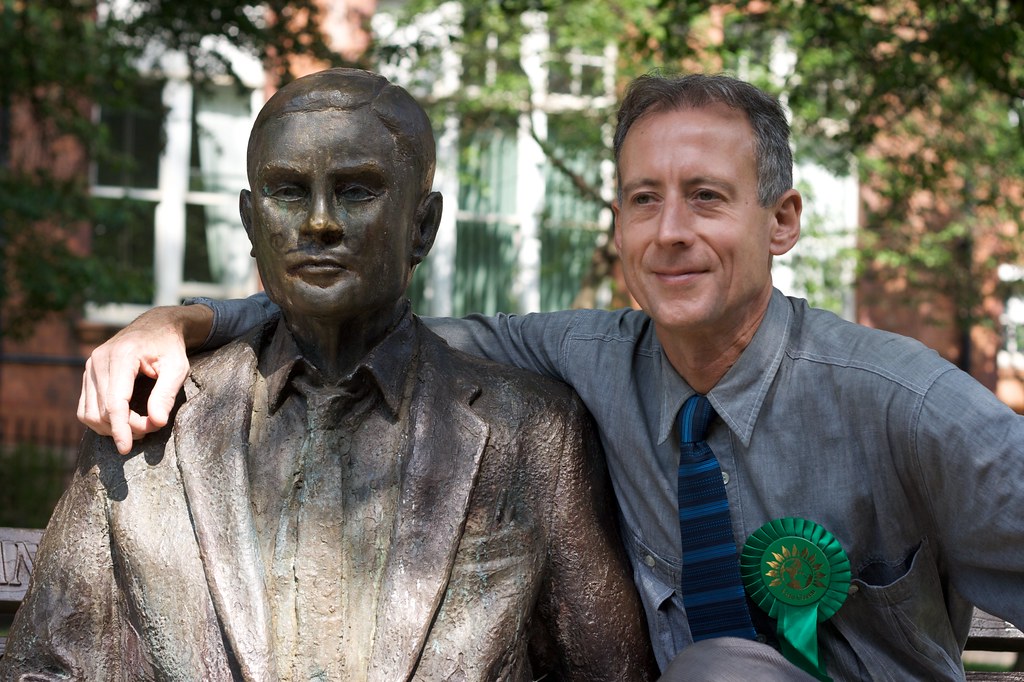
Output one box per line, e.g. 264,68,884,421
76,72,1024,680
612,100,800,395
2,68,655,682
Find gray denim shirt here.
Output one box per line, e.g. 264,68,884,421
198,289,1024,679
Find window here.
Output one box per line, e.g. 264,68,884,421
89,76,262,323
540,113,608,312
95,80,164,189
451,116,520,316
999,265,1024,371
546,34,608,100
183,83,255,299
90,80,165,307
376,6,617,317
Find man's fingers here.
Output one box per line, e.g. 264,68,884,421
106,396,135,455
78,357,135,455
77,363,98,431
144,363,187,430
111,424,136,455
127,411,158,440
79,357,118,436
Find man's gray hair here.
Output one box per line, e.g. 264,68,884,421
613,73,792,207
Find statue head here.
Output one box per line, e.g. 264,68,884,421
240,68,442,331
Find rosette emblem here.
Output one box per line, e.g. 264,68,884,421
740,518,851,681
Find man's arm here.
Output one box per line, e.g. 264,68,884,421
81,295,581,455
77,293,276,454
425,309,582,382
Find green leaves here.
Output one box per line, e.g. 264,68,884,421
0,0,341,339
381,0,1022,331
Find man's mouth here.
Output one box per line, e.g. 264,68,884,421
654,267,705,282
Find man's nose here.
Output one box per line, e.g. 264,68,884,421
655,197,695,246
303,189,345,242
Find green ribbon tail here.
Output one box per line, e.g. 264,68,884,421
777,604,830,681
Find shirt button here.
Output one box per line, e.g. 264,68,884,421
644,555,656,568
721,471,730,485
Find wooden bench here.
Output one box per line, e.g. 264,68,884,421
966,609,1024,680
0,524,1022,676
0,526,44,658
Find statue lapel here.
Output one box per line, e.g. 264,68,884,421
368,348,489,681
175,342,278,681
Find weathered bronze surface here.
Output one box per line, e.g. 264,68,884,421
0,68,656,681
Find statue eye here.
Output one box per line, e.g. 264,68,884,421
265,183,306,202
337,184,378,202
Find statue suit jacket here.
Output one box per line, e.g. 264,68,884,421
1,317,656,681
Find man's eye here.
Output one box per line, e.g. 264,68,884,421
694,189,720,202
338,185,378,202
632,193,654,205
265,184,306,201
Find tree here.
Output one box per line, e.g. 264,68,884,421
740,0,1024,371
376,0,1024,355
0,0,341,339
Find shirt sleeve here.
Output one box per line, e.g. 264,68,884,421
185,294,583,381
423,310,581,383
185,293,280,352
911,366,1024,627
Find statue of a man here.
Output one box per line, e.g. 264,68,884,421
0,68,656,681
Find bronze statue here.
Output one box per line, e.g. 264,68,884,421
0,68,656,681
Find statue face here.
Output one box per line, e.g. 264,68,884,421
242,107,423,325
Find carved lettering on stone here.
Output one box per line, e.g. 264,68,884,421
1,540,37,587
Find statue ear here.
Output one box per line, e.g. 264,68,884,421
411,191,442,266
239,189,255,257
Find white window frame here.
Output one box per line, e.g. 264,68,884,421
86,42,265,326
999,264,1024,371
373,4,617,316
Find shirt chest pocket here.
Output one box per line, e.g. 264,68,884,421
825,538,969,680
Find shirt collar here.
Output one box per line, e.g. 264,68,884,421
262,304,416,418
657,288,792,447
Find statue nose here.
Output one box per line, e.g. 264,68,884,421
304,194,345,242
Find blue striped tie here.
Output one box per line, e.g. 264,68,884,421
677,394,756,641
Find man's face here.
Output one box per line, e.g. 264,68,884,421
613,103,798,341
242,107,424,325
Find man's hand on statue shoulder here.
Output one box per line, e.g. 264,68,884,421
77,304,213,455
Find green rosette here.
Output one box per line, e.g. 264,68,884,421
740,517,851,682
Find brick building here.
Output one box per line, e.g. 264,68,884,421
2,0,1022,458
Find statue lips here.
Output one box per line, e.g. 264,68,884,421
289,255,349,286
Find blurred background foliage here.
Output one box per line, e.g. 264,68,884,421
0,0,1021,339
0,0,344,339
385,0,1023,332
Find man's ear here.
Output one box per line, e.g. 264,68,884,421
769,189,802,257
239,189,255,256
411,191,443,266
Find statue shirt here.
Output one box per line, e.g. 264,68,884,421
247,312,416,681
